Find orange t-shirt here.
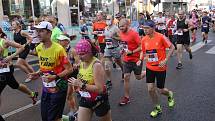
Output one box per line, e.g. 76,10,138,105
93,21,107,43
141,32,171,71
120,29,141,62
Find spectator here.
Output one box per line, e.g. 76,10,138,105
1,15,11,32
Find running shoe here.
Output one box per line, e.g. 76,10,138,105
119,96,130,106
150,105,162,118
176,63,182,69
168,91,175,108
31,92,38,105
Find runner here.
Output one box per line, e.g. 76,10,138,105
80,19,90,39
155,12,167,36
48,16,63,42
189,10,198,44
0,38,38,105
11,20,36,82
137,20,175,118
68,39,112,121
138,13,146,38
118,19,145,106
201,11,211,44
92,12,107,58
175,10,193,69
57,34,80,117
167,14,177,49
29,21,72,121
103,15,124,93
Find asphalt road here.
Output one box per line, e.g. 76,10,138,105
1,30,215,121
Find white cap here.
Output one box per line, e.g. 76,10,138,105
57,35,70,41
34,21,53,31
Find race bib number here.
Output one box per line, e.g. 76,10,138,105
177,30,183,35
0,65,10,73
79,91,91,98
158,25,165,30
119,41,128,52
146,50,158,62
105,39,114,49
203,24,208,28
96,31,104,36
42,76,57,88
43,81,57,88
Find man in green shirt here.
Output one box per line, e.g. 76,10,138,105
48,16,63,42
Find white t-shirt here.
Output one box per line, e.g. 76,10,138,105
28,28,40,44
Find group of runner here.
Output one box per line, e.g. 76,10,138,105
0,8,214,121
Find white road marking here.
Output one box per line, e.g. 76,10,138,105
2,100,41,119
191,40,212,52
205,46,215,54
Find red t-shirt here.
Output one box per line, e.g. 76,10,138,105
120,29,141,62
93,21,107,43
167,19,175,36
141,32,171,71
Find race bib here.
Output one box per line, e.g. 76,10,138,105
105,39,114,49
0,65,10,73
203,24,208,28
79,91,91,98
158,25,165,30
42,81,57,88
146,50,158,62
96,31,104,36
177,30,183,35
119,41,128,52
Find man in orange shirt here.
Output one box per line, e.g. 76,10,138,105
92,12,107,56
118,19,145,106
137,20,175,118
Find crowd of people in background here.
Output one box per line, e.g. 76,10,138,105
0,8,214,121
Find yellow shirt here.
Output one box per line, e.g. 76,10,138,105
36,42,69,74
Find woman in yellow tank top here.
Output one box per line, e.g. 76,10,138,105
68,39,112,121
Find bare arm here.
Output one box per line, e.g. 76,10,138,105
84,63,105,93
4,40,24,61
21,31,32,43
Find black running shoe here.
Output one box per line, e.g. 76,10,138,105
176,63,182,69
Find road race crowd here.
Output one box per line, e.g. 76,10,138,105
0,9,215,121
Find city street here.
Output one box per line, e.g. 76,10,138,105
1,30,215,121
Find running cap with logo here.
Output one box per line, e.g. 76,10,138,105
143,20,155,28
75,39,92,54
57,34,70,41
34,21,53,31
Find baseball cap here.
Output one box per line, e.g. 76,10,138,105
143,20,155,28
57,35,70,41
34,21,53,31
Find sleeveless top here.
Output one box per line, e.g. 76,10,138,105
177,18,189,36
14,30,27,45
0,39,8,58
77,57,105,101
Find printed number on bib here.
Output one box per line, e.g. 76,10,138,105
119,41,128,52
79,91,91,98
105,39,114,49
43,81,57,88
146,49,158,62
177,30,183,35
158,25,165,30
96,31,104,36
203,24,208,28
0,65,10,73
